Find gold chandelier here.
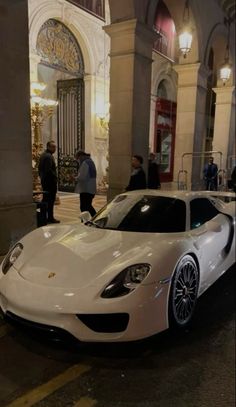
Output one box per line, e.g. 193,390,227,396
31,82,58,191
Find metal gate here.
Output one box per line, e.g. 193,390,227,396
57,78,84,192
177,150,226,191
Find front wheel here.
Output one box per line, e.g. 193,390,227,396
169,255,199,328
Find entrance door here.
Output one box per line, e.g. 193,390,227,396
154,98,176,183
57,79,84,192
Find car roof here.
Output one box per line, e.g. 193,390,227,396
120,190,235,203
121,190,208,200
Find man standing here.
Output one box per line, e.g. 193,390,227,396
203,157,218,191
38,140,60,223
148,153,161,189
75,150,97,217
125,155,147,191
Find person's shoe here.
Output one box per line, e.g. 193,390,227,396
48,219,60,224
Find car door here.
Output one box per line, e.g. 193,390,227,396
189,198,231,293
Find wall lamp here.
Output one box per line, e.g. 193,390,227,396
178,0,193,58
219,18,232,86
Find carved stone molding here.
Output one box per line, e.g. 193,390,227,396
36,19,84,76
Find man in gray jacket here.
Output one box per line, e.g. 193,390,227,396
75,150,97,216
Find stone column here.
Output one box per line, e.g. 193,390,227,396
0,0,36,255
173,63,208,190
149,95,157,153
104,20,156,198
212,86,235,170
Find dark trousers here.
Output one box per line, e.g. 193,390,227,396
205,178,218,191
36,201,48,227
43,189,57,221
80,193,96,217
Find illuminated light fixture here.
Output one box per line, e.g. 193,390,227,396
95,98,110,130
219,18,232,86
30,82,58,191
97,115,107,128
178,0,192,58
31,96,58,107
43,98,58,107
31,81,46,96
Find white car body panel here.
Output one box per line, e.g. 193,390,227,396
0,190,235,341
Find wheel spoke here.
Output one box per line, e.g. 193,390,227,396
182,267,188,283
178,274,185,288
172,259,198,324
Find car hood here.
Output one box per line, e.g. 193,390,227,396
13,224,163,289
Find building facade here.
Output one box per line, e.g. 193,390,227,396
0,0,235,253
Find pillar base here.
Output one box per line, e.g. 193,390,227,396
0,203,36,255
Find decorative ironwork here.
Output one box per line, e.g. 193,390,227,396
57,79,84,192
153,0,176,61
65,0,105,20
36,19,84,76
153,26,168,56
58,151,79,191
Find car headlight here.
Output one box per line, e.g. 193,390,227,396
2,243,23,275
101,264,151,298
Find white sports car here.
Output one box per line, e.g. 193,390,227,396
0,190,235,342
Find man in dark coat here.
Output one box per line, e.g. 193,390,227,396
229,165,236,192
148,153,161,189
38,140,60,223
203,157,218,191
125,155,146,191
75,150,97,217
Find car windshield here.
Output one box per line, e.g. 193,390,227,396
91,195,186,233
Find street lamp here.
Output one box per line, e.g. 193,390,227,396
30,82,58,191
219,18,232,86
178,0,192,58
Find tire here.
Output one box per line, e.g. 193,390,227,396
169,255,199,328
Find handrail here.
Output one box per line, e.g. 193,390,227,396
177,169,188,190
181,150,223,171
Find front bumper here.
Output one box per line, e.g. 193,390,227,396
0,267,170,342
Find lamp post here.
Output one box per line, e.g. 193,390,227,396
30,82,58,192
219,18,232,86
178,0,193,58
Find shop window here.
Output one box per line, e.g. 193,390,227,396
154,93,176,182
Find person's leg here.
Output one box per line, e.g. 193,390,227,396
47,190,56,221
87,193,96,217
80,193,87,212
42,189,49,220
80,193,96,216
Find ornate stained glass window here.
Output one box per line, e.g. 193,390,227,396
36,19,84,76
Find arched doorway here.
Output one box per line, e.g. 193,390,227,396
36,18,85,191
152,0,177,183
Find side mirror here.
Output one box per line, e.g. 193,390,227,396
79,211,92,223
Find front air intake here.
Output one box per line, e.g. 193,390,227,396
77,313,129,333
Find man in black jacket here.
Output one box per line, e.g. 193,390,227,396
126,155,146,191
148,153,161,189
203,157,218,191
38,141,60,223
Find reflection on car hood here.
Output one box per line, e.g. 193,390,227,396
14,224,162,289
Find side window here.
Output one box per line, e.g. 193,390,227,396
190,198,219,229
